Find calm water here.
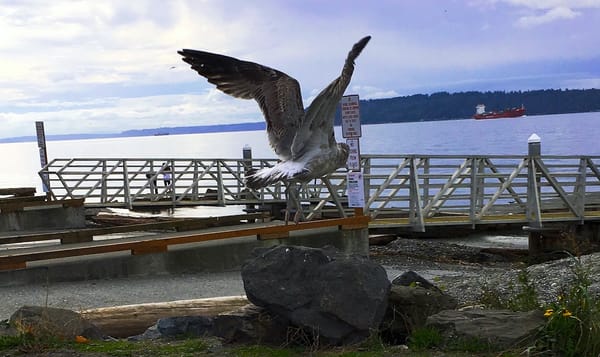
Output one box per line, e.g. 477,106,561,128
2,112,600,196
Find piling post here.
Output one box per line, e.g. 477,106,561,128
241,145,255,213
122,160,132,210
526,134,543,257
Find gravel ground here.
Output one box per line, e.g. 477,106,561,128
2,237,600,321
0,270,245,320
371,238,600,306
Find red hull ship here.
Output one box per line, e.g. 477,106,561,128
473,104,525,120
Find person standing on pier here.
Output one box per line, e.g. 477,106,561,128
162,164,172,188
146,172,158,195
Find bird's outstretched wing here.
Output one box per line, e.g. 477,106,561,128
292,36,371,156
178,49,305,159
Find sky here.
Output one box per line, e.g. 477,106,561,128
1,0,599,139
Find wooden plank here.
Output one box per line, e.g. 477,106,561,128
0,216,370,270
0,195,46,204
257,232,289,240
60,233,94,244
131,245,168,255
0,187,36,197
0,213,269,246
0,198,83,212
341,223,369,230
0,261,26,271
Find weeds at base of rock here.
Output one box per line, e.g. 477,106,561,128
406,327,443,351
479,253,600,357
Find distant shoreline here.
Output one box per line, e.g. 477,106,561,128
0,122,267,144
3,88,599,144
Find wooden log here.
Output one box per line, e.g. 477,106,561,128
0,187,36,197
80,296,250,338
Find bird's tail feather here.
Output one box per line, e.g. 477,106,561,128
245,162,306,190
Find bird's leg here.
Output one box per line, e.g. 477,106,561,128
293,183,307,223
285,182,303,225
284,182,292,225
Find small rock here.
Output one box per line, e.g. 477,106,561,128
381,275,457,344
10,306,103,340
392,270,441,291
425,309,545,348
156,315,214,337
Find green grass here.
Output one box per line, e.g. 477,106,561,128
73,338,212,356
407,327,443,351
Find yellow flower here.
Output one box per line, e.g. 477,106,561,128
544,309,554,317
562,310,572,318
75,335,89,343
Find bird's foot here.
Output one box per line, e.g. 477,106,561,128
293,209,304,224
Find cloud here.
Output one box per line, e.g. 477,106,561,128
492,0,600,27
1,1,599,138
516,6,581,27
561,77,600,89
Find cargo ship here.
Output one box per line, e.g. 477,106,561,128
473,104,526,120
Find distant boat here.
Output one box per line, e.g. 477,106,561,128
473,104,526,120
154,132,170,136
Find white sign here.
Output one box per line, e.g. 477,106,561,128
346,138,360,171
347,171,365,208
341,94,361,138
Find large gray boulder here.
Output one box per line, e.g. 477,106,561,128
241,245,390,345
425,308,545,348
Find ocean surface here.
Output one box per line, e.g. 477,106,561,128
2,112,600,196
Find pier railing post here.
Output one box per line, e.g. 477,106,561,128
409,157,425,232
101,160,107,203
241,146,254,212
526,134,543,256
122,160,132,210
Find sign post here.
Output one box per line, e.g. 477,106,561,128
341,94,365,213
35,121,50,194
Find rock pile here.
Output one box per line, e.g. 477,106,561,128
6,244,599,349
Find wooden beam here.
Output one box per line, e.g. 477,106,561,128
131,245,168,255
257,232,289,240
0,198,83,213
81,296,249,338
0,187,36,196
0,195,46,204
0,261,26,271
0,213,269,246
0,215,370,270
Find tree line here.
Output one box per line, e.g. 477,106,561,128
336,88,600,124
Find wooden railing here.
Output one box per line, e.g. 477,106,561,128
39,154,600,230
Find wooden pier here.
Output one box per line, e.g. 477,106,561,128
37,153,600,231
4,148,600,273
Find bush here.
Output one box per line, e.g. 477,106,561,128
538,257,600,357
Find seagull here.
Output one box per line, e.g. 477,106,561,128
178,36,371,222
